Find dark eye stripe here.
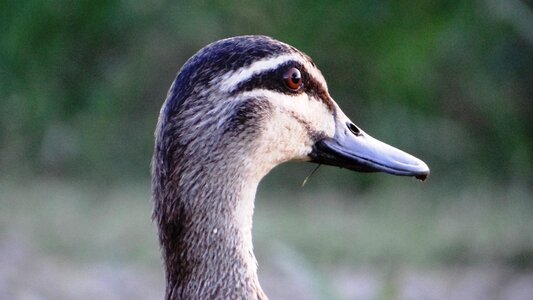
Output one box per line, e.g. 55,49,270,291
305,74,334,112
231,61,334,112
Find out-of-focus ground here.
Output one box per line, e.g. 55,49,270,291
1,177,531,300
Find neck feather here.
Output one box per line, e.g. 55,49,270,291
154,159,268,300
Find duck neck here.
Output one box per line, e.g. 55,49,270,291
157,163,267,300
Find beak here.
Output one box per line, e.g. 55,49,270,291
309,116,430,181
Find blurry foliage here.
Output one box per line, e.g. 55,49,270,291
1,0,531,185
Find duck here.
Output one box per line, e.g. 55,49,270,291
151,35,429,300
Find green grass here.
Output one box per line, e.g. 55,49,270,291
0,179,159,266
254,181,533,269
0,178,531,299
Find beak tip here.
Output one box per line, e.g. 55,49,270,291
415,172,429,181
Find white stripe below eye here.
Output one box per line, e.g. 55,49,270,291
235,89,336,138
218,53,327,93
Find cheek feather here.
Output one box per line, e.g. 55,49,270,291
236,90,335,164
239,90,335,138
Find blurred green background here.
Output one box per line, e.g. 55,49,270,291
1,1,532,299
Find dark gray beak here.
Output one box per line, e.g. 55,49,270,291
309,118,430,181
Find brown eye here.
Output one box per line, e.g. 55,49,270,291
284,67,302,91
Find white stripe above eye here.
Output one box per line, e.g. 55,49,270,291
218,53,327,93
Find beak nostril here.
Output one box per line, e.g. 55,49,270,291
347,122,362,136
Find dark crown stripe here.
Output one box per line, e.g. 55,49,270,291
163,36,293,118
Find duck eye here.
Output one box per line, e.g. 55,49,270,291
283,67,302,91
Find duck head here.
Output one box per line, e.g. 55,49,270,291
156,35,429,181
